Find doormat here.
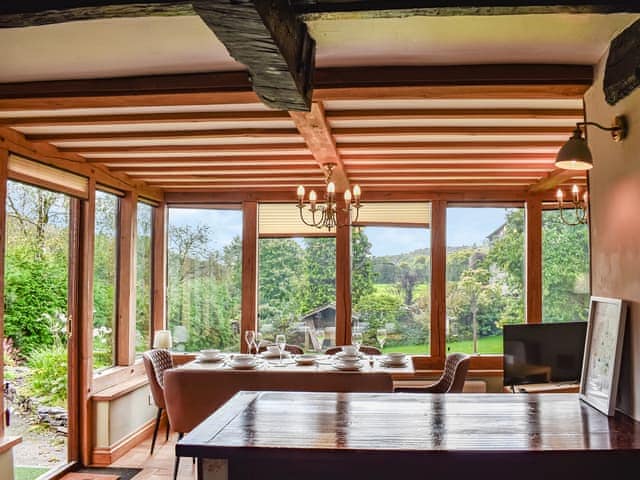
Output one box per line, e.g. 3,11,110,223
62,467,142,480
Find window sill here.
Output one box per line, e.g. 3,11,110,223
92,360,146,394
0,436,21,454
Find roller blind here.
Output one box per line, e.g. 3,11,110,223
8,154,89,199
258,202,431,236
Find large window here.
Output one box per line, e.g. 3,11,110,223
258,237,336,351
351,225,431,354
542,209,590,323
167,207,242,352
135,202,153,353
446,206,525,355
93,190,119,370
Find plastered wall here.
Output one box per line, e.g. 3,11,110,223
584,45,640,421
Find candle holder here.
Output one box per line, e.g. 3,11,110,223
556,184,588,226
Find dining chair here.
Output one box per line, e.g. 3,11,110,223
142,348,174,454
257,343,304,355
325,345,382,355
394,352,471,393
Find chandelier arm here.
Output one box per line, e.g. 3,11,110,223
558,203,580,226
298,206,318,228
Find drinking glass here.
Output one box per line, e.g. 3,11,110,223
351,331,363,355
376,328,387,352
275,334,286,365
315,328,325,353
245,330,256,354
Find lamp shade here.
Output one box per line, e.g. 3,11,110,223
554,129,593,170
153,329,172,349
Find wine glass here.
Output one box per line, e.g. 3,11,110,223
376,328,387,352
351,331,363,355
245,330,256,354
275,334,286,365
315,328,325,353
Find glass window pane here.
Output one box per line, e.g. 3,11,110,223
542,210,590,323
351,226,431,354
258,237,336,352
136,203,153,353
93,190,119,370
446,207,525,355
167,207,243,352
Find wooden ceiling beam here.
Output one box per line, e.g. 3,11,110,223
0,65,592,110
60,144,310,155
112,165,320,174
332,126,573,136
24,128,301,143
289,102,348,190
0,110,292,127
342,153,557,162
94,155,315,166
338,141,563,151
192,0,315,111
327,108,583,121
529,168,585,192
292,1,640,17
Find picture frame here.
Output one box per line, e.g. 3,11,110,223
579,296,628,416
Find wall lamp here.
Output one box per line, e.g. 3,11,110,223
554,115,629,170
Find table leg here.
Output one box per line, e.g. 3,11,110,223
200,458,228,480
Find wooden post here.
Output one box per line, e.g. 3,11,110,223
151,202,167,337
335,206,351,347
526,199,543,324
0,149,7,439
117,191,137,365
430,200,447,361
79,178,96,465
241,202,258,353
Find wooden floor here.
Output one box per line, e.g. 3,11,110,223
110,433,195,480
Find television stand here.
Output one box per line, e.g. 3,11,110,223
505,382,580,394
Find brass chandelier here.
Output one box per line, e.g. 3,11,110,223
556,184,588,226
296,163,361,231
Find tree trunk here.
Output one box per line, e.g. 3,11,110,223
471,306,479,354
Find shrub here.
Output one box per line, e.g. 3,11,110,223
26,345,67,407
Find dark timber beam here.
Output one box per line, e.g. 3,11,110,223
192,0,315,111
0,65,592,110
290,1,640,18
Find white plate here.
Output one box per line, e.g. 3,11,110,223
229,362,258,370
197,355,224,363
335,351,364,359
295,355,318,365
381,361,407,368
261,351,292,359
333,362,363,371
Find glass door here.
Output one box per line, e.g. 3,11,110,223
4,180,75,477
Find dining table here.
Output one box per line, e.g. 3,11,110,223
177,391,640,480
179,351,414,375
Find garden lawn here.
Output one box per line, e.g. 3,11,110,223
15,466,50,480
383,334,503,355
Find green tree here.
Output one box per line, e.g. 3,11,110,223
351,230,375,306
301,237,336,312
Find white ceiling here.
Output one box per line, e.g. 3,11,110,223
0,13,638,83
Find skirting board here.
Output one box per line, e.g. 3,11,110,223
91,416,163,466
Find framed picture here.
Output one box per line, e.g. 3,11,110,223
579,296,628,416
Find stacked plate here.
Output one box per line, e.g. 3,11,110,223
198,349,224,363
381,352,408,367
229,354,258,370
260,350,292,360
333,355,363,371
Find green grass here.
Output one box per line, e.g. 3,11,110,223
382,334,503,355
15,466,50,480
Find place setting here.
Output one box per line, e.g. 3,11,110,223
195,349,225,363
227,353,262,370
380,352,409,368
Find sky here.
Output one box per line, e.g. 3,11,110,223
168,206,511,257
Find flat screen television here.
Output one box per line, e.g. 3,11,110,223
503,321,587,387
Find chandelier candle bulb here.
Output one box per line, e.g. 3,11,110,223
556,189,563,201
297,185,305,201
309,190,317,207
344,189,352,204
572,184,579,202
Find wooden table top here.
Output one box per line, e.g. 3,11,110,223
181,353,414,374
178,391,640,459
